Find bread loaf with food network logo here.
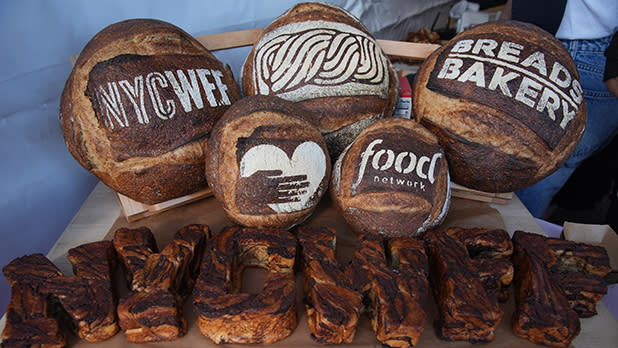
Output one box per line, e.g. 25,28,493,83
60,19,240,204
330,117,450,237
412,21,585,193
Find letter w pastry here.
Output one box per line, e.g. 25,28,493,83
113,225,209,343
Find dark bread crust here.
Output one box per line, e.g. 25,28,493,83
60,18,240,204
241,2,398,157
206,95,331,228
330,117,450,237
412,21,586,193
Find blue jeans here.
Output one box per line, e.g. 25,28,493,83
517,36,618,217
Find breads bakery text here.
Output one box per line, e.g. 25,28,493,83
436,38,583,130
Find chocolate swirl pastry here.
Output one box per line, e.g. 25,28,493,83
511,231,611,347
297,226,362,344
424,227,513,342
193,226,297,344
446,227,514,302
2,241,119,345
546,237,612,317
42,241,119,342
242,2,398,157
2,254,66,348
348,231,429,348
113,225,209,343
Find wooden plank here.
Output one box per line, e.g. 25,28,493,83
377,39,440,60
195,28,263,51
117,188,213,222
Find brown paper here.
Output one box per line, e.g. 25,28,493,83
69,196,563,348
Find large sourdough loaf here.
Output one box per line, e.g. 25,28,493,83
60,19,240,204
412,21,585,193
241,2,398,158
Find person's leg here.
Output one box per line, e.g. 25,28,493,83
517,37,618,217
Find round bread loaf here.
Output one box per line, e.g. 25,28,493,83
412,21,586,193
60,19,240,204
241,2,398,158
331,117,450,237
206,95,331,228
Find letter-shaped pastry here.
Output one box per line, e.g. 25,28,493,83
511,231,610,347
297,226,361,344
348,231,429,348
193,226,297,344
424,227,512,342
2,254,66,347
113,224,208,343
2,241,118,345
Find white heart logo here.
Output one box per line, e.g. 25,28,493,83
239,141,326,213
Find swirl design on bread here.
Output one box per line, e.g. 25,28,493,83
251,20,389,101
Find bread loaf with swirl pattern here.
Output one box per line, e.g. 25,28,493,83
241,2,398,158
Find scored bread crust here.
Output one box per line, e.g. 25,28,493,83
60,18,239,204
412,21,586,193
241,2,398,157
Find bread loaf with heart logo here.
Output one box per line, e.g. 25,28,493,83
60,19,240,204
206,95,331,228
412,21,586,193
241,2,398,158
331,117,450,237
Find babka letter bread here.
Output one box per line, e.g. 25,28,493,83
113,225,209,343
424,227,512,342
297,226,362,344
60,18,240,204
546,238,612,317
413,21,586,192
193,226,297,344
2,242,119,345
242,2,398,157
348,232,429,348
206,95,330,228
511,231,611,347
41,241,119,342
446,227,514,302
331,117,450,237
2,254,66,348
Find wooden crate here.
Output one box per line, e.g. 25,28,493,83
72,28,510,222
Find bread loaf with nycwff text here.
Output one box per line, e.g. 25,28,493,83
60,19,240,204
206,95,331,228
330,117,450,237
241,2,398,158
412,21,585,193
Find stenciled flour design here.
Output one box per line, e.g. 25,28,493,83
250,20,390,101
350,134,443,201
427,34,584,149
238,141,327,214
